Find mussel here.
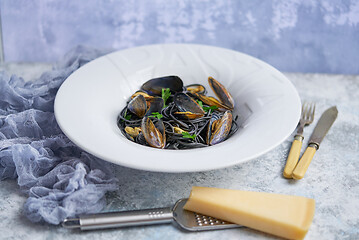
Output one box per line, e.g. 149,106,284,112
194,93,230,111
141,117,166,149
125,126,141,138
173,92,205,120
146,97,164,116
208,77,234,110
207,110,232,145
141,76,183,96
127,95,147,118
192,77,234,111
119,75,237,150
131,91,154,100
185,84,206,94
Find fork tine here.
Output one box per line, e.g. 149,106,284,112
308,102,314,120
304,102,315,123
302,102,308,116
309,103,315,122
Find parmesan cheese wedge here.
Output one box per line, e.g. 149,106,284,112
183,187,315,240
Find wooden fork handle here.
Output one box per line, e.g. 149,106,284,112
283,135,303,178
292,144,318,180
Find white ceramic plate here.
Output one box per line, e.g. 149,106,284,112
54,44,301,172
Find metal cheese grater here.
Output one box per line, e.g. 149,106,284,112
62,198,241,231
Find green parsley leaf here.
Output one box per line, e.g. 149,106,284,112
162,88,171,107
197,100,218,113
203,105,218,112
182,132,197,140
124,109,132,120
150,112,163,119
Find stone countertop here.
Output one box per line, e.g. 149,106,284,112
0,63,358,240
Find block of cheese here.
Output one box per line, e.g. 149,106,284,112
183,187,315,240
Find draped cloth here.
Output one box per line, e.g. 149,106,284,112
0,46,119,225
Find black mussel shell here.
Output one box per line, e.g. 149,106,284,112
174,92,205,115
141,76,183,96
127,94,147,118
208,110,233,145
208,77,234,110
145,97,164,116
141,117,165,149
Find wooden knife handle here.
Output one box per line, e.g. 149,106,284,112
283,137,303,178
292,145,317,180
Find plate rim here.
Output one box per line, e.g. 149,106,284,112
54,43,301,172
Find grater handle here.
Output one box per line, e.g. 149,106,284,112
62,207,173,230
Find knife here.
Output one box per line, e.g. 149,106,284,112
292,106,338,180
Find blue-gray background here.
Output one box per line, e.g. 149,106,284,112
1,0,358,74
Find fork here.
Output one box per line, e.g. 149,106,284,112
283,102,315,178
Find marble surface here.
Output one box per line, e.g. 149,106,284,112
0,63,358,240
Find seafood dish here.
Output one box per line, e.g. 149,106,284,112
117,76,238,149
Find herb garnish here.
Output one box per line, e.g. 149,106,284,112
203,105,218,112
150,112,163,119
182,132,197,140
124,109,132,120
197,100,218,112
162,88,171,107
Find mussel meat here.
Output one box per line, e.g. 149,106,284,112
125,126,141,138
185,84,206,94
131,91,154,100
141,76,183,96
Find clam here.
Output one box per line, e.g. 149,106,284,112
141,117,166,149
208,77,234,110
173,93,205,119
207,110,232,145
141,76,183,96
127,95,147,118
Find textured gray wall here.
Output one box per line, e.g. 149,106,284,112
1,0,358,74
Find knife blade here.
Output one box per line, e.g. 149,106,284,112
292,106,338,179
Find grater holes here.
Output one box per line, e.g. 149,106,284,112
194,212,228,226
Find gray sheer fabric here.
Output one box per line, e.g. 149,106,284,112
0,46,119,224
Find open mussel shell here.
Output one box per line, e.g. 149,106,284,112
185,84,206,94
207,110,233,145
141,117,166,149
206,113,221,144
174,92,205,119
173,111,204,120
145,97,164,116
127,94,147,118
131,91,154,100
194,93,230,111
141,76,183,96
208,76,234,110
